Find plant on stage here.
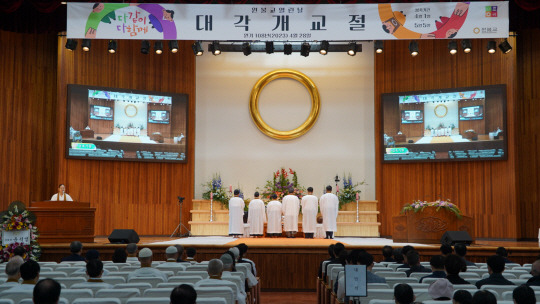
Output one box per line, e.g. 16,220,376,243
0,201,41,262
201,174,231,208
401,198,462,219
338,174,366,209
259,168,305,201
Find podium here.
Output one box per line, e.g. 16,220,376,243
29,201,96,243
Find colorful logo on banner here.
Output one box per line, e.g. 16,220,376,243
485,6,498,17
84,3,177,39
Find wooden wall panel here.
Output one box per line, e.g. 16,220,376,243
57,37,195,236
375,38,518,239
0,30,57,211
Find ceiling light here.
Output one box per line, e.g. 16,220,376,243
374,40,384,54
319,41,329,55
487,40,496,54
209,41,221,55
409,41,419,57
108,40,117,54
141,40,150,54
284,43,292,55
154,41,163,54
448,40,458,55
300,42,310,57
169,40,179,53
81,39,91,52
242,42,252,56
347,42,357,56
498,39,512,54
65,39,77,51
192,41,203,56
265,41,274,54
461,39,472,53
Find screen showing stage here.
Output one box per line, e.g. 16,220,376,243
66,84,188,163
381,85,507,163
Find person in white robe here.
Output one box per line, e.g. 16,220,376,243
282,191,300,238
319,185,339,239
301,187,319,239
266,194,282,237
247,192,266,237
228,189,245,237
50,184,73,201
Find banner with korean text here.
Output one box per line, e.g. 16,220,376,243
67,2,508,41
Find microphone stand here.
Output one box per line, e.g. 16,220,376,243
170,197,191,238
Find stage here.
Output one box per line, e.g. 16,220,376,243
38,236,540,291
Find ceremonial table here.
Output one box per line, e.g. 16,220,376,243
29,201,95,243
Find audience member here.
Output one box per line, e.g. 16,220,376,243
428,278,453,300
475,254,514,288
496,246,514,264
111,247,127,263
85,249,100,261
526,259,540,286
419,255,446,283
126,243,138,262
33,278,61,304
393,248,404,264
452,289,472,304
513,284,536,304
4,256,24,284
318,244,336,278
85,259,112,286
127,248,167,281
236,243,257,276
175,245,187,263
186,247,197,264
404,251,430,277
471,290,497,304
324,243,346,280
381,245,395,263
397,245,415,269
220,253,247,304
358,251,386,283
445,254,470,285
5,260,40,292
165,246,179,262
394,283,419,304
61,241,85,262
12,246,27,260
195,259,239,303
440,244,454,256
170,284,197,304
454,243,476,267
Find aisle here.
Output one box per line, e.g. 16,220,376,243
260,291,317,304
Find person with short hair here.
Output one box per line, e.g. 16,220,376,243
513,284,536,304
445,254,470,285
440,244,454,256
393,248,404,264
282,189,300,238
266,193,282,237
112,247,127,263
33,278,61,304
126,243,138,262
195,259,240,303
381,245,395,263
170,284,197,304
61,241,85,262
4,256,24,284
127,248,167,281
404,251,430,277
452,289,472,304
220,254,247,304
420,255,447,283
228,189,245,238
358,251,386,283
397,245,415,269
247,192,266,237
175,244,187,263
394,283,418,304
496,246,514,264
471,290,497,304
475,255,514,288
186,247,197,264
1,260,41,294
454,243,476,267
12,246,26,260
318,244,336,279
71,259,113,290
319,185,339,239
301,187,319,239
526,259,540,287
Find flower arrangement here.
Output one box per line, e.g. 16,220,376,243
201,174,231,209
338,174,366,209
401,198,462,219
0,201,41,262
259,168,305,201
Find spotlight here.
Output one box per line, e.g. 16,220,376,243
374,40,384,54
141,40,150,54
461,39,472,53
448,40,458,55
108,40,117,53
300,42,310,57
242,42,252,56
209,41,221,55
169,40,179,53
284,43,293,55
154,41,163,54
319,41,329,55
192,41,203,56
347,42,357,56
409,41,419,57
487,40,496,54
498,39,512,54
265,41,274,54
82,39,91,52
65,39,77,51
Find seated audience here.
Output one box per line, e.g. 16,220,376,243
404,251,431,277
398,245,415,269
112,247,127,263
526,259,540,287
126,243,138,262
127,248,167,281
165,246,179,262
195,259,237,303
72,249,110,276
318,244,336,278
440,244,454,256
3,260,40,292
496,246,514,264
175,245,187,263
4,256,24,284
236,243,257,276
86,259,112,287
33,278,61,304
220,253,247,304
393,248,404,264
12,246,27,260
186,247,197,264
359,250,386,283
471,290,497,304
428,278,453,300
324,243,346,280
452,290,472,304
381,245,395,263
475,254,514,288
170,284,197,304
61,241,85,262
394,283,420,304
454,243,476,267
513,284,536,304
420,255,446,283
445,254,470,285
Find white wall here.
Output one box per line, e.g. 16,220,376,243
424,101,459,130
114,100,148,130
195,43,375,200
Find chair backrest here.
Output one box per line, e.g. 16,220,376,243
195,286,235,304
0,290,33,303
106,271,131,280
39,271,69,278
126,298,170,304
235,264,250,279
0,299,15,304
127,276,166,287
393,282,429,289
186,264,208,271
168,275,204,285
328,266,344,286
480,285,516,297
384,277,419,285
157,282,195,289
71,282,113,293
509,279,529,285
460,272,481,278
368,283,390,289
520,273,533,280
196,297,227,304
367,300,395,304
421,301,452,304
19,298,69,304
143,288,177,298
103,265,119,272
222,276,244,296
60,289,94,302
387,264,402,271
374,271,407,278
101,276,127,285
72,298,122,304
156,263,187,272
54,276,87,288
95,288,141,304
177,271,209,279
114,282,153,294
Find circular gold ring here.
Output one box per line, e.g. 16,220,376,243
434,104,448,118
249,69,320,140
124,104,138,117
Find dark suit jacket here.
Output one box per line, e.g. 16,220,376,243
419,270,447,283
447,274,471,285
61,254,85,262
405,265,431,277
526,275,540,287
475,273,515,288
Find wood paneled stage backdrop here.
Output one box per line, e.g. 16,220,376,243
1,30,540,240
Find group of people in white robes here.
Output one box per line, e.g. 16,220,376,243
228,186,340,239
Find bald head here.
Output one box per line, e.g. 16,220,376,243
207,259,224,277
531,260,540,276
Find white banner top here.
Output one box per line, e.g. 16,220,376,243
67,2,508,41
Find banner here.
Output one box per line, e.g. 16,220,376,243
2,229,31,246
67,2,508,41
